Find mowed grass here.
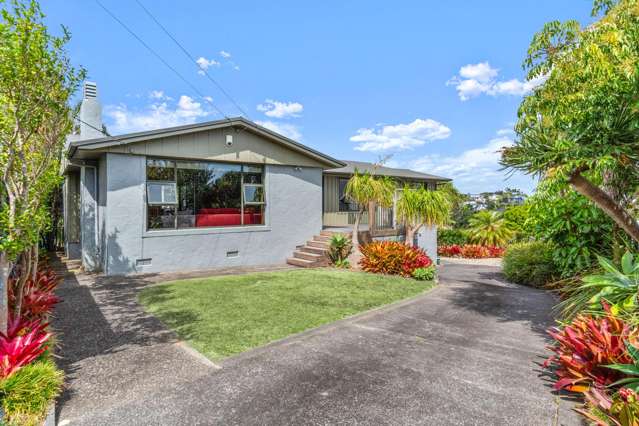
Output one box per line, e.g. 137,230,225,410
138,268,435,360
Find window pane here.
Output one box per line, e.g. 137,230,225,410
244,204,264,225
147,205,176,229
243,185,264,204
177,162,242,228
147,159,175,181
147,182,177,204
338,178,357,212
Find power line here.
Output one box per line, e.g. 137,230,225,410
73,113,110,137
133,0,250,119
94,0,229,119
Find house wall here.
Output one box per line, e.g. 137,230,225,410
80,166,99,271
63,172,81,259
416,225,438,262
103,152,322,275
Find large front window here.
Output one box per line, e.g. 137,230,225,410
146,159,265,230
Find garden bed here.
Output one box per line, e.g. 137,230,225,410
138,269,435,360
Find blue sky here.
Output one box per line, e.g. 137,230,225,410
43,1,594,193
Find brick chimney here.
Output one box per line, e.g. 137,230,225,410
79,81,103,139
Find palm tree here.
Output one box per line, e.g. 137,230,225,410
467,210,513,246
344,170,395,250
396,186,452,246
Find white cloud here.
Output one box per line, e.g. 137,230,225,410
105,94,212,134
448,61,546,101
255,120,302,140
219,50,231,59
496,128,515,136
257,99,304,118
459,62,499,83
407,131,534,193
350,118,451,152
196,57,220,74
149,90,170,100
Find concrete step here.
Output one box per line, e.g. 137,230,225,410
299,245,329,255
286,257,316,268
307,240,329,249
313,235,331,242
320,230,352,237
293,251,324,262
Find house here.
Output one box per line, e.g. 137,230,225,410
63,83,450,275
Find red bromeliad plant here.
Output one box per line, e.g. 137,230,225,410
8,267,61,320
0,316,51,378
576,386,639,426
544,306,634,393
360,241,432,277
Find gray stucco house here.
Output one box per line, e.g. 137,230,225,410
63,83,449,275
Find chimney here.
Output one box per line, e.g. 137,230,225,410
79,81,103,139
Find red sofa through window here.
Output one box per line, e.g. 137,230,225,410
194,208,263,227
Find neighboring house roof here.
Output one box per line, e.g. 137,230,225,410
325,160,450,182
67,117,345,169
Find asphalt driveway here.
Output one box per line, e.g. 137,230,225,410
53,261,581,425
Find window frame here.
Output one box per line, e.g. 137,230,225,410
145,157,266,231
146,181,178,206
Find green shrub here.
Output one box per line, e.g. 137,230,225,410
412,266,436,281
328,233,352,265
437,228,468,246
502,241,557,288
333,258,350,269
0,360,63,426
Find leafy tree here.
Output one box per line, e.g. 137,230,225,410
467,211,513,247
503,204,532,242
501,0,639,244
438,182,473,227
396,186,452,246
0,0,84,330
344,170,395,250
526,181,619,276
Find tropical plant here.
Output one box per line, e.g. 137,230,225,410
576,386,639,426
327,234,352,266
503,204,532,242
502,241,557,288
459,244,490,259
605,340,639,391
526,182,618,277
438,183,473,227
544,306,633,393
412,266,436,281
333,258,350,269
0,359,63,426
559,252,639,320
396,186,452,246
359,241,431,277
0,0,85,332
344,170,395,251
437,228,468,246
501,0,639,245
0,318,50,378
466,211,513,246
438,244,462,257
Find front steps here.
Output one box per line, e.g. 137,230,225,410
286,230,352,268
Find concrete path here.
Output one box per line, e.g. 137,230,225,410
53,261,581,426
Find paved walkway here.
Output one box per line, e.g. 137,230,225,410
53,261,581,425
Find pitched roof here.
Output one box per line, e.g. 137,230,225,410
325,160,450,182
68,117,345,169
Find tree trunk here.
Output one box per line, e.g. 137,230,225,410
569,170,639,243
348,208,365,267
0,252,10,334
13,249,31,317
31,244,38,283
405,225,416,247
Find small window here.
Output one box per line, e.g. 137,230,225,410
147,182,177,205
243,184,264,204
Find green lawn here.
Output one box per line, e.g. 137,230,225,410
138,268,434,360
